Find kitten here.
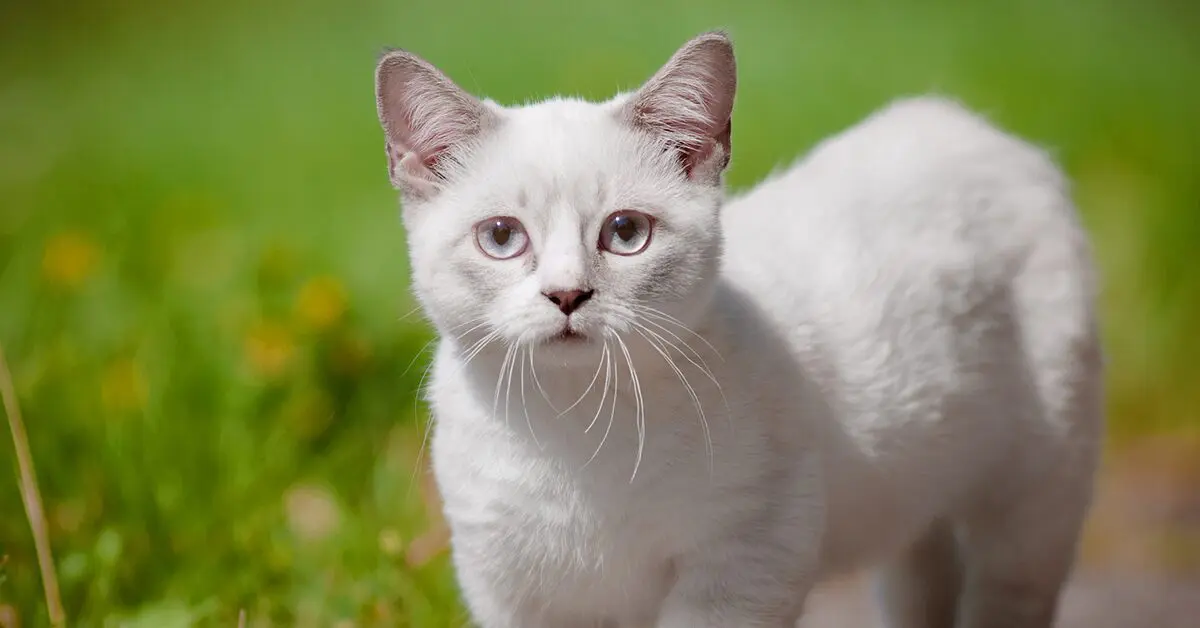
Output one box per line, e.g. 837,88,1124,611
374,31,1104,628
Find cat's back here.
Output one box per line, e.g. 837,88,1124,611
721,93,1099,458
723,95,1075,289
721,95,1092,357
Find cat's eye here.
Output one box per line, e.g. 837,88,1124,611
474,216,529,260
599,210,654,256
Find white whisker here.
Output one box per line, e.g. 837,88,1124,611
528,347,558,413
634,321,729,420
400,336,438,380
405,313,490,382
583,337,617,469
632,324,714,473
452,319,494,342
613,333,646,483
406,319,522,504
584,342,612,433
397,304,424,322
630,302,723,361
407,398,435,502
462,331,499,365
559,342,607,418
521,345,543,449
493,341,516,425
504,340,520,430
633,316,717,380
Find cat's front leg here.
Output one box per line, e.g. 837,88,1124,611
655,540,817,628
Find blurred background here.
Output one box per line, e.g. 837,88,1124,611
1,0,1198,625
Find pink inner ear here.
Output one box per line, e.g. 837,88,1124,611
620,33,736,180
671,117,731,178
423,145,450,172
712,117,732,171
377,50,492,191
387,143,441,187
677,143,704,176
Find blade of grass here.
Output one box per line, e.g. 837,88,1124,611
0,341,65,627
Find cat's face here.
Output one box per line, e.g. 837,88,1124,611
376,33,736,364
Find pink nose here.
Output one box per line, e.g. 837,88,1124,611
543,289,594,316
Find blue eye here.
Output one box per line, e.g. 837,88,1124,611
474,216,529,260
599,210,654,256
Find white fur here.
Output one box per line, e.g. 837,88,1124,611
378,34,1104,628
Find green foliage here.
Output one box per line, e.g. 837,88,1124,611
0,0,1197,625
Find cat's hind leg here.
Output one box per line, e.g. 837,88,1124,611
873,518,962,628
953,261,1104,628
953,476,1092,628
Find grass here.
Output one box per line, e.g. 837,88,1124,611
0,0,1198,625
2,340,64,625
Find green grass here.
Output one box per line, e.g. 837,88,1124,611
1,0,1198,625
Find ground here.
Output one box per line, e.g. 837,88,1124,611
803,573,1200,627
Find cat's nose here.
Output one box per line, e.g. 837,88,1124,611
543,289,594,316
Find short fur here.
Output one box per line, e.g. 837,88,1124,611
374,31,1104,628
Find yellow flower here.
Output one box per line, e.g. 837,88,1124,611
244,321,295,380
100,358,147,412
42,231,99,289
378,527,405,557
283,484,342,542
330,333,371,375
295,275,348,331
282,387,333,439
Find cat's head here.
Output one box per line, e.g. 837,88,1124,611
375,32,736,364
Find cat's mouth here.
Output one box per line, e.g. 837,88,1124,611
539,318,593,345
549,328,589,344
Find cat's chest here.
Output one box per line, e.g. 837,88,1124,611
436,416,689,549
436,434,681,619
429,350,745,616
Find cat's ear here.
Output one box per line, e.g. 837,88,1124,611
375,49,495,198
619,31,737,183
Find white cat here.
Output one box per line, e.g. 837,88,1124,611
374,31,1104,628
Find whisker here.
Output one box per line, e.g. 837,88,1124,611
400,336,438,380
631,323,715,475
407,343,452,502
462,332,497,366
584,342,612,434
636,321,722,391
633,316,717,380
613,333,646,483
583,337,618,469
492,341,516,424
625,307,732,442
398,304,424,322
452,319,494,342
520,345,543,449
559,343,607,418
528,347,558,413
408,319,493,503
630,303,724,361
634,322,728,415
403,314,490,381
406,389,435,502
504,340,520,430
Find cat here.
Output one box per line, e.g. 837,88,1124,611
374,30,1104,628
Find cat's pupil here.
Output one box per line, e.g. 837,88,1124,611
492,225,511,247
613,217,637,242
